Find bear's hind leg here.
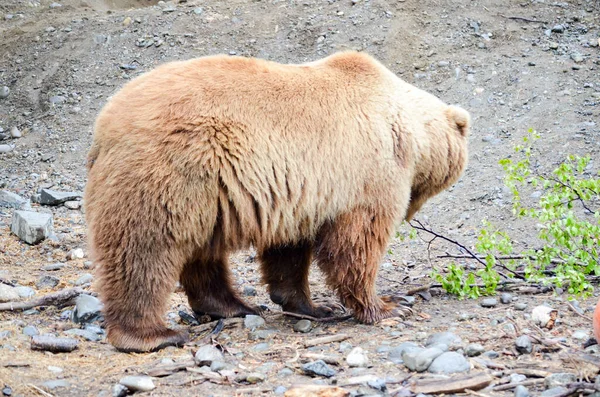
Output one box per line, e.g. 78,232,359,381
315,207,411,324
180,255,258,319
259,241,339,318
97,247,189,353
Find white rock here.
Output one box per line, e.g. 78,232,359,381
0,284,20,303
531,305,557,328
346,347,369,368
10,126,21,138
67,248,85,260
119,376,155,392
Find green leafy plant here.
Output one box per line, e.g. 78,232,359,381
430,129,600,298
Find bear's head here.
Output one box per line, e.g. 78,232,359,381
405,105,470,221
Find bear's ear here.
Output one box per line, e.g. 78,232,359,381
446,105,470,137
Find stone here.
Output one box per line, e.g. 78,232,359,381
64,328,101,342
572,330,589,341
515,302,528,311
465,343,485,357
194,344,224,365
193,7,204,14
515,335,532,354
39,189,83,206
67,248,85,260
389,342,422,364
0,190,27,208
425,332,462,348
74,273,94,285
571,53,584,63
545,373,577,389
0,144,15,153
541,387,568,397
10,126,21,138
551,25,565,33
72,294,103,323
36,275,60,289
242,286,256,296
22,325,39,336
42,263,66,271
302,360,337,377
0,284,19,303
500,293,512,304
48,365,63,373
244,315,265,330
480,298,497,308
210,360,228,372
293,319,312,333
42,380,70,389
274,386,287,395
251,342,270,352
514,385,530,397
119,376,155,392
428,352,470,374
346,347,369,367
531,305,557,328
11,210,53,245
64,200,81,210
245,373,265,383
49,95,67,105
0,86,9,99
112,384,128,397
403,347,444,372
15,286,35,298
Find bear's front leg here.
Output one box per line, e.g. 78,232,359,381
315,206,410,323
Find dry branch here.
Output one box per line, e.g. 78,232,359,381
492,379,545,391
410,372,493,394
30,335,79,353
0,287,86,311
304,334,350,348
498,14,547,23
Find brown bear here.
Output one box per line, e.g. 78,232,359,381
85,51,470,352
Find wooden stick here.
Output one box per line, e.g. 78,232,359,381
304,334,350,348
30,335,79,353
277,311,353,323
0,287,86,311
410,372,493,394
492,378,545,391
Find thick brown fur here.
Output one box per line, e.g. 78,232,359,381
85,51,470,352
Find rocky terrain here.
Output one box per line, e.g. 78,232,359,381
1,0,599,396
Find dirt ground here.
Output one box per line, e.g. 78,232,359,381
0,0,599,396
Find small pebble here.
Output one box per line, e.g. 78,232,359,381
427,352,470,374
9,126,21,138
245,373,265,384
515,302,527,311
346,347,369,368
67,248,85,260
194,344,224,365
545,373,577,389
500,293,512,304
541,387,568,397
465,343,484,357
74,273,94,285
480,298,497,308
0,86,9,99
293,319,312,333
514,385,530,397
0,284,20,303
242,286,257,296
302,360,337,377
36,275,60,289
244,315,265,330
425,332,462,348
22,325,39,336
515,335,532,354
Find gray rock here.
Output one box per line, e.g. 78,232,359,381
541,387,568,397
515,302,527,311
49,95,67,105
72,294,103,323
193,7,203,14
255,362,277,374
64,200,81,210
119,376,155,392
572,330,589,341
571,53,584,63
293,319,312,333
500,293,513,304
389,342,422,364
346,347,369,367
11,211,53,245
64,328,101,342
245,373,265,384
0,330,13,340
404,346,444,372
274,386,287,395
428,352,470,374
49,2,62,7
112,384,128,397
40,189,83,206
244,315,265,330
510,374,527,383
551,25,565,33
0,144,15,153
0,284,19,303
515,335,532,354
480,298,498,308
42,380,70,389
0,86,9,99
278,368,293,377
514,385,530,397
194,344,224,365
36,275,60,289
465,343,484,357
545,373,577,389
15,286,35,299
242,286,256,296
42,263,65,271
425,332,462,348
84,324,104,335
210,360,228,372
251,342,270,352
302,360,336,377
0,190,27,208
74,273,93,285
22,326,39,336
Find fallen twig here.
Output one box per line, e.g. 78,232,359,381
31,335,79,353
410,372,493,394
301,352,341,366
146,360,195,377
277,311,353,323
492,378,545,391
566,301,592,322
498,14,548,23
304,334,350,348
0,287,86,311
0,277,15,287
28,384,54,397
